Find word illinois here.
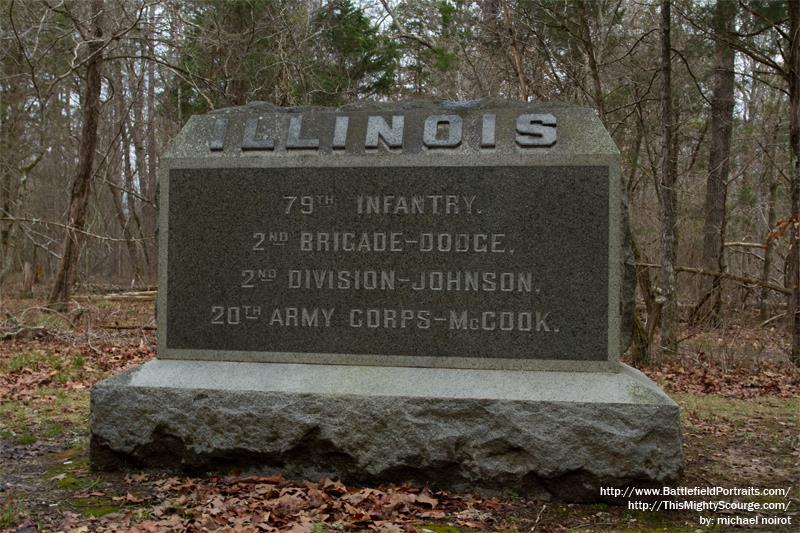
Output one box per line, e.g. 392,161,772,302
208,112,557,151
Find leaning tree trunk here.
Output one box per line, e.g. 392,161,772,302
48,0,104,311
789,0,800,366
658,0,678,355
695,0,735,327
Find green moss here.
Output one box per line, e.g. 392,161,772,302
415,524,462,533
47,451,92,490
72,497,123,518
52,472,85,489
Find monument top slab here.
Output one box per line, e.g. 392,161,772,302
163,99,618,162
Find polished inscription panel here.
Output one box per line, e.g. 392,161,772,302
166,165,609,361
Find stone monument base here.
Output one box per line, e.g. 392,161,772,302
90,360,682,501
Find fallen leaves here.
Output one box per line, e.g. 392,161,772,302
643,359,800,398
53,473,499,533
0,336,154,402
112,492,147,504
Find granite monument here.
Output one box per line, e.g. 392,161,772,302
90,100,682,500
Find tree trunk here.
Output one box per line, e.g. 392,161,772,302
48,0,105,310
145,4,158,276
658,0,678,355
110,61,144,283
788,0,800,365
760,120,780,322
623,122,653,364
0,46,25,290
695,0,735,327
21,262,33,298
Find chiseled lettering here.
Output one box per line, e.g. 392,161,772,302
357,194,477,215
516,113,557,147
450,311,468,330
269,307,334,327
481,113,496,148
536,311,551,332
349,309,430,329
299,232,507,253
209,117,229,151
285,307,298,326
332,116,349,149
212,110,559,151
365,115,404,149
482,312,496,331
447,271,460,291
409,271,532,292
286,115,319,149
448,310,553,332
242,116,274,151
423,114,463,148
462,195,476,212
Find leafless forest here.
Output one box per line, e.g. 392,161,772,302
1,0,798,363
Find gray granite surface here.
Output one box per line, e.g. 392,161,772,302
90,360,683,501
167,165,609,361
158,100,624,370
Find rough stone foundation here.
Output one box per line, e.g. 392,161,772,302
90,360,682,501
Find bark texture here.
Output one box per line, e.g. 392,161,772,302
696,0,735,326
789,0,800,365
659,0,678,354
760,122,779,322
48,0,105,309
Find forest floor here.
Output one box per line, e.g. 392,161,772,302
0,295,798,532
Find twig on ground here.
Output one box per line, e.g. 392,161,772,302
19,305,76,329
530,503,547,531
760,313,786,327
1,325,47,340
76,291,156,301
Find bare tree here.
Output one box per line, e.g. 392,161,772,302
789,0,800,365
659,0,678,354
695,0,736,326
48,0,105,310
